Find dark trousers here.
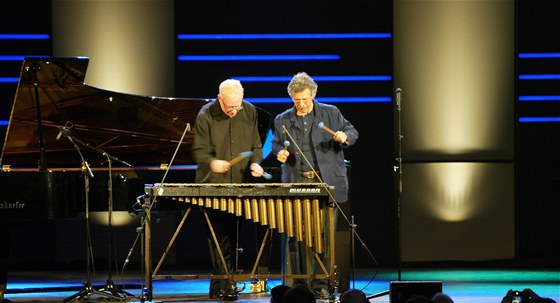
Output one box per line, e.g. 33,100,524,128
288,204,339,290
206,209,238,294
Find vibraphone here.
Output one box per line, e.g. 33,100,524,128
141,182,336,300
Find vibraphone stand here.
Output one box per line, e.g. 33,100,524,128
142,183,337,301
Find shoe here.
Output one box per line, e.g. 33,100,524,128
209,284,243,301
221,292,239,301
313,287,330,300
209,291,239,301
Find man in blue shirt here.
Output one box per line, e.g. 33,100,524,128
272,72,358,299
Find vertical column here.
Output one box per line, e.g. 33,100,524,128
393,0,515,261
52,0,174,97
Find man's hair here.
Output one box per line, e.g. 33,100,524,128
219,79,244,96
340,289,369,303
287,72,318,98
283,284,315,303
270,284,290,303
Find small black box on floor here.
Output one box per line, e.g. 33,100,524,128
389,281,443,303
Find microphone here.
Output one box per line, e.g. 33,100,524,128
82,161,94,178
318,122,349,145
396,88,402,110
56,127,67,140
123,249,133,268
283,140,290,150
56,122,74,140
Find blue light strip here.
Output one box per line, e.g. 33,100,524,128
0,55,48,61
0,77,19,83
233,75,392,82
0,34,50,40
519,74,560,80
519,95,560,101
0,120,9,126
178,33,392,40
518,52,560,59
0,55,28,61
317,97,392,103
178,54,340,61
246,96,392,104
519,117,560,123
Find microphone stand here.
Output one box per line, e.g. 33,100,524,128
61,129,121,302
367,87,404,300
281,125,379,303
120,122,191,302
57,125,132,300
96,153,134,300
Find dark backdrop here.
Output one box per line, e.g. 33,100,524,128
173,1,396,268
515,0,560,262
0,0,558,272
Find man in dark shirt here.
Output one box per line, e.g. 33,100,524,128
192,79,265,300
272,72,358,299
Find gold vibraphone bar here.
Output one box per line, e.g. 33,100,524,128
141,182,335,300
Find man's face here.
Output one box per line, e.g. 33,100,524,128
218,92,243,117
291,88,313,116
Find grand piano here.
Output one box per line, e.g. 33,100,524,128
0,57,272,221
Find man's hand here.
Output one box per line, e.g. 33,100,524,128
333,131,348,144
277,149,290,163
250,162,264,177
210,159,232,173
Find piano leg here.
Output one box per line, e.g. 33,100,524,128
0,222,11,302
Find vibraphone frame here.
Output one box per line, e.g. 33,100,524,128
141,182,336,301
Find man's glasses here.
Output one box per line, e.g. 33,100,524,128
219,98,243,117
223,104,243,111
220,99,243,111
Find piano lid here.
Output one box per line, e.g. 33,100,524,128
0,57,271,169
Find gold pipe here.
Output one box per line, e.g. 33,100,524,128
275,198,285,234
259,198,268,226
251,198,259,223
303,198,312,248
220,197,227,212
243,198,252,220
284,198,293,237
312,198,323,254
267,198,276,229
294,198,303,242
235,198,242,217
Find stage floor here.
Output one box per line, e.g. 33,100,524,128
2,268,559,302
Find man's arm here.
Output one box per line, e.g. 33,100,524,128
191,111,215,165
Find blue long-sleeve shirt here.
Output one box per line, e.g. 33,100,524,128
272,100,358,203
